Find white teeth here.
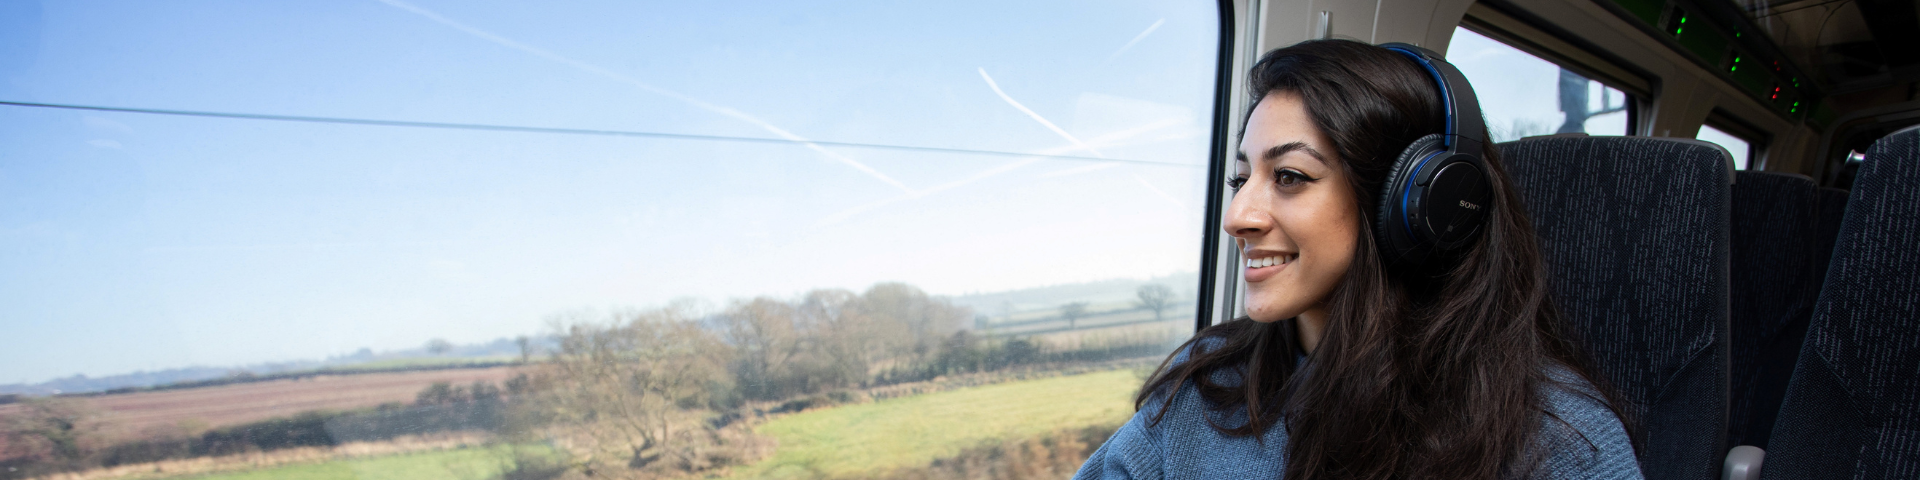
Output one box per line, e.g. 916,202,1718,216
1248,256,1294,268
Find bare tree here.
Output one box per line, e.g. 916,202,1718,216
426,338,453,356
1060,302,1090,329
859,282,971,355
533,307,733,472
721,297,808,401
1135,284,1176,321
514,335,533,364
800,289,892,389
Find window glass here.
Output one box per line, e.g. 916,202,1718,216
1448,27,1631,142
1697,124,1753,169
0,2,1218,478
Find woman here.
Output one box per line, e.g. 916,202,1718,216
1073,40,1640,479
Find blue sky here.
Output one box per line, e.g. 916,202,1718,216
0,1,1667,386
0,0,1220,383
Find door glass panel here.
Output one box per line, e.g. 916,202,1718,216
0,2,1219,478
1448,27,1632,142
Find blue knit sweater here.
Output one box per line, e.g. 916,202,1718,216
1074,349,1644,479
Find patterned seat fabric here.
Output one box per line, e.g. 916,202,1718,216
1726,171,1819,449
1739,185,1850,450
1764,125,1920,479
1500,136,1732,480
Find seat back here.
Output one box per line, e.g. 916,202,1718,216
1763,125,1920,479
1499,136,1731,480
1727,171,1819,448
1741,186,1851,449
1812,187,1850,287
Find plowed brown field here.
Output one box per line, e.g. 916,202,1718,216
0,367,520,434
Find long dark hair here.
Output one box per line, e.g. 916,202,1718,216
1136,39,1626,479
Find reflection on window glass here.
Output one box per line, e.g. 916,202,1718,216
1448,28,1630,142
0,1,1217,478
1697,124,1753,169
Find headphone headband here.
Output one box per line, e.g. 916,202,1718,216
1378,43,1486,158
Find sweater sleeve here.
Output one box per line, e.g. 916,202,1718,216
1532,376,1645,480
1072,410,1165,480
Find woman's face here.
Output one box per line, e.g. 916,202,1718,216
1228,91,1361,323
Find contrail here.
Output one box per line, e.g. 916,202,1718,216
1108,19,1165,60
372,0,916,194
1132,174,1186,208
977,68,1104,158
1038,116,1193,178
817,107,1202,225
814,131,1170,227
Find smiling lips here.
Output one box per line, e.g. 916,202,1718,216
1243,253,1295,283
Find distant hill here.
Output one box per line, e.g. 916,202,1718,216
4,274,1199,396
0,337,536,396
948,271,1198,320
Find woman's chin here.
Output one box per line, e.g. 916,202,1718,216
1242,299,1302,323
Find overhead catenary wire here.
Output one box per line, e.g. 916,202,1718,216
0,100,1197,168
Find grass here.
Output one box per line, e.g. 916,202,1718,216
160,445,532,480
116,368,1133,480
727,368,1140,479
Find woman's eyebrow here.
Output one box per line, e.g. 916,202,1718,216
1262,141,1327,165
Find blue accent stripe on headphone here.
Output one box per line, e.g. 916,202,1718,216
1402,150,1445,239
1384,46,1456,147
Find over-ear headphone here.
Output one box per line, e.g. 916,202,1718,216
1375,43,1494,267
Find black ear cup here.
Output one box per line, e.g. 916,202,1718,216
1377,134,1447,264
1420,159,1492,249
1376,134,1494,266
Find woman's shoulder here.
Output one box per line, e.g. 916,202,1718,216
1073,338,1289,480
1528,365,1644,479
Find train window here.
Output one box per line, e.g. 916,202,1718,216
1698,124,1754,169
1448,27,1632,142
0,1,1219,479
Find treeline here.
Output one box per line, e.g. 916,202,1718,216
509,282,1171,479
2,283,1173,480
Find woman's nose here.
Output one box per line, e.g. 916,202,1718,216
1224,190,1272,239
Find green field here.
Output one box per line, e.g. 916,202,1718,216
728,368,1140,479
165,446,527,480
138,368,1136,480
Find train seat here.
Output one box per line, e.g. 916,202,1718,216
1812,187,1851,289
1499,136,1733,480
1735,185,1851,457
1726,171,1820,450
1762,125,1920,479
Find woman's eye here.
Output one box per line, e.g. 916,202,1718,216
1227,176,1248,191
1275,169,1312,187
